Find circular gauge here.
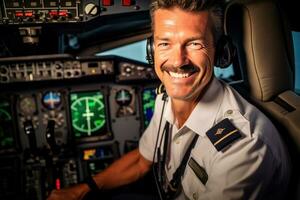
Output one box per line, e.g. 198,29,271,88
115,89,132,106
42,91,62,110
71,93,106,136
19,96,37,115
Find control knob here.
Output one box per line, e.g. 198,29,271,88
84,3,99,16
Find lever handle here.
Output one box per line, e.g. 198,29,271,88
46,120,59,154
23,120,37,151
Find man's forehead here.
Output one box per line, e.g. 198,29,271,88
153,8,209,25
153,7,211,35
153,7,209,18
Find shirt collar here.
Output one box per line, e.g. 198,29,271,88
164,77,224,137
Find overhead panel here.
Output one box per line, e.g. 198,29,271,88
0,0,150,25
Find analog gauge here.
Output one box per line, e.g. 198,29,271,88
42,91,62,110
115,89,132,106
19,96,37,115
70,91,106,137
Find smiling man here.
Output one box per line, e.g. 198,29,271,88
152,6,215,128
48,1,290,200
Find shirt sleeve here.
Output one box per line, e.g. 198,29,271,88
139,116,157,162
139,94,164,162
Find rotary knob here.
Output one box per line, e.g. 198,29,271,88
84,3,99,16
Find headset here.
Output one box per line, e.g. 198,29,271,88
145,34,235,68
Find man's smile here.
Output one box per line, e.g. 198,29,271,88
162,65,199,79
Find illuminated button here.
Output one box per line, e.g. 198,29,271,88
59,10,68,17
122,0,134,6
55,178,61,190
102,0,113,6
49,10,58,17
24,11,33,17
15,11,23,17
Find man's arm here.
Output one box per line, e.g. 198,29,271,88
47,148,152,200
94,148,152,189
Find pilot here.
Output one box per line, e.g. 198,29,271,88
48,0,290,199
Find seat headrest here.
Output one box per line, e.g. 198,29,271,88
225,0,295,101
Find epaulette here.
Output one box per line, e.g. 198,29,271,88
206,118,241,151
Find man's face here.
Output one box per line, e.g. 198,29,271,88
153,7,215,103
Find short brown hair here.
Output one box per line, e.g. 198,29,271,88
150,0,224,44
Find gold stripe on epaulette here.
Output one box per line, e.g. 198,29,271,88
213,129,238,146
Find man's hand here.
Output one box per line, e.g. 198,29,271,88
47,183,89,200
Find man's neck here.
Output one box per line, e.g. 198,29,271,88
171,98,197,129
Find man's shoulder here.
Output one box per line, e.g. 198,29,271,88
219,81,275,136
214,82,284,154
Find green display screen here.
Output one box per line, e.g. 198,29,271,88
0,99,14,149
142,88,156,128
70,91,107,139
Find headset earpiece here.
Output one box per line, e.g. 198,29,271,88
214,35,236,68
146,37,154,66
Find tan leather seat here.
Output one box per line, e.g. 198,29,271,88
225,0,300,198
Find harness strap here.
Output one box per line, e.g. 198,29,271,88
169,133,199,191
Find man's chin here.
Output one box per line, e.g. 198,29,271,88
167,92,194,101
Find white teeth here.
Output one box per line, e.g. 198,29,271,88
169,71,190,78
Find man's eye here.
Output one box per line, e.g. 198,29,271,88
187,42,204,50
157,43,169,48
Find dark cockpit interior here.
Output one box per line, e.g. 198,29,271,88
0,0,300,199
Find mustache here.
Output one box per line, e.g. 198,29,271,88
161,64,200,73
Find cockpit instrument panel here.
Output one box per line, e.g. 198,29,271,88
0,0,151,25
0,54,158,199
0,54,156,84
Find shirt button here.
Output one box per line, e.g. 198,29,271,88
175,140,180,144
226,109,233,115
193,192,198,200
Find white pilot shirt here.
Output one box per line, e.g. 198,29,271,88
139,77,290,200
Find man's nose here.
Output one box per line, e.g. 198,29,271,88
169,45,188,67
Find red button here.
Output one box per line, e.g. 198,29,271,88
122,0,133,6
49,10,58,17
102,0,113,6
59,10,68,17
15,11,24,17
24,11,33,17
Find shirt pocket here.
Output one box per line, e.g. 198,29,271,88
182,158,207,200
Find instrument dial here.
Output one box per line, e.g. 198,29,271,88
70,92,106,136
19,96,37,115
42,91,62,110
115,89,132,106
